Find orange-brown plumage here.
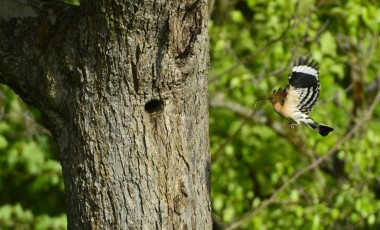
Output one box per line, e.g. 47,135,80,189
269,92,287,115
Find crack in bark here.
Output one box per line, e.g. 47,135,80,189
131,60,139,93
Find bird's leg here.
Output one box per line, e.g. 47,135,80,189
289,122,299,129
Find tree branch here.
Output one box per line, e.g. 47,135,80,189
0,0,79,108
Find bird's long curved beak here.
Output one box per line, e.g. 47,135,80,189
255,98,268,102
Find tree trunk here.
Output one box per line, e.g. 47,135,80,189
0,0,211,229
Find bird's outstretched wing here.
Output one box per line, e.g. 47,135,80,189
286,57,320,115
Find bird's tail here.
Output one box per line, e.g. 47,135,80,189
306,119,334,136
316,124,334,136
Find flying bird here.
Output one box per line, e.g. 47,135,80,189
268,57,333,136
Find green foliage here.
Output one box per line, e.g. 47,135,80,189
0,204,66,230
0,85,65,229
1,0,380,229
210,0,380,229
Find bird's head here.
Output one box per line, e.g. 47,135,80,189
268,88,287,105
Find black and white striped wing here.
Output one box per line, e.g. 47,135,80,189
287,57,320,115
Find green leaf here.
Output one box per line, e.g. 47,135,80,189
320,32,336,57
0,135,8,149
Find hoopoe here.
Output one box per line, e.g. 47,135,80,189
268,57,333,136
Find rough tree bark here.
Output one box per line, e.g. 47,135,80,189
0,0,211,229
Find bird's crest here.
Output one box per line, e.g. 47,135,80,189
272,87,288,94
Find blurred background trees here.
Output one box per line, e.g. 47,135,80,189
209,0,380,229
0,86,66,229
1,0,380,229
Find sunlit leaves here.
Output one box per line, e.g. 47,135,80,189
0,85,65,229
0,136,8,149
320,32,337,57
0,204,66,230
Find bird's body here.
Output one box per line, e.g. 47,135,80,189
268,57,333,136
